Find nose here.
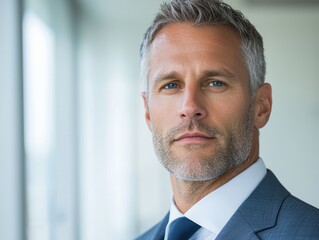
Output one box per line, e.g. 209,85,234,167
179,88,207,120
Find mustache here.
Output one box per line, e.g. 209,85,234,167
165,119,222,143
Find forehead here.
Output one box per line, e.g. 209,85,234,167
151,22,241,52
147,23,247,84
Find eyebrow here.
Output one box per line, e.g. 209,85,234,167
152,71,180,85
152,69,236,86
200,69,235,80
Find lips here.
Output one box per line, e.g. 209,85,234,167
174,132,214,143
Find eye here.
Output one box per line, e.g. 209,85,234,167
163,82,179,89
209,81,224,87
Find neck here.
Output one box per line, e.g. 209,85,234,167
171,128,260,213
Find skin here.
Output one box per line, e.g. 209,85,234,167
142,23,272,213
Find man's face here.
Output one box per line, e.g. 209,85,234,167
143,23,256,181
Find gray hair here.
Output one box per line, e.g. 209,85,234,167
140,0,265,96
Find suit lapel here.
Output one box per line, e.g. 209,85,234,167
216,170,290,240
150,212,169,240
215,213,261,240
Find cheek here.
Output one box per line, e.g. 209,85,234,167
212,98,250,131
148,98,178,128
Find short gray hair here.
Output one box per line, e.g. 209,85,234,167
140,0,265,95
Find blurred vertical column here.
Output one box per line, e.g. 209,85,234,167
22,0,79,239
0,0,26,240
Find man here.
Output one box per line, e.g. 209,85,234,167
136,0,319,239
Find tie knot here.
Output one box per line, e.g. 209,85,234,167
168,217,201,240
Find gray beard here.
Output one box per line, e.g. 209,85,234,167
152,105,254,182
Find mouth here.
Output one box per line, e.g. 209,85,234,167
174,132,215,144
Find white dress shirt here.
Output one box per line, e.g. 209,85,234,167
164,158,267,240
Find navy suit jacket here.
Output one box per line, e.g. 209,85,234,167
135,170,319,239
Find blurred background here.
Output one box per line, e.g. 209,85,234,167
1,0,319,239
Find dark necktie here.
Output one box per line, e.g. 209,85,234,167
168,217,201,240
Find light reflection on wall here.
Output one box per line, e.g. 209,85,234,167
78,41,136,239
23,10,55,240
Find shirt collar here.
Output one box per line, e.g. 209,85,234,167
167,158,267,235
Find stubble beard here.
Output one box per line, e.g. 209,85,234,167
152,105,254,182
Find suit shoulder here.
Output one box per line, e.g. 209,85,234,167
275,195,319,235
281,195,319,221
256,195,319,239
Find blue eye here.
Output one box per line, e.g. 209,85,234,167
209,81,224,87
164,83,178,89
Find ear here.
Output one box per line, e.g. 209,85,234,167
142,92,152,131
253,83,272,129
